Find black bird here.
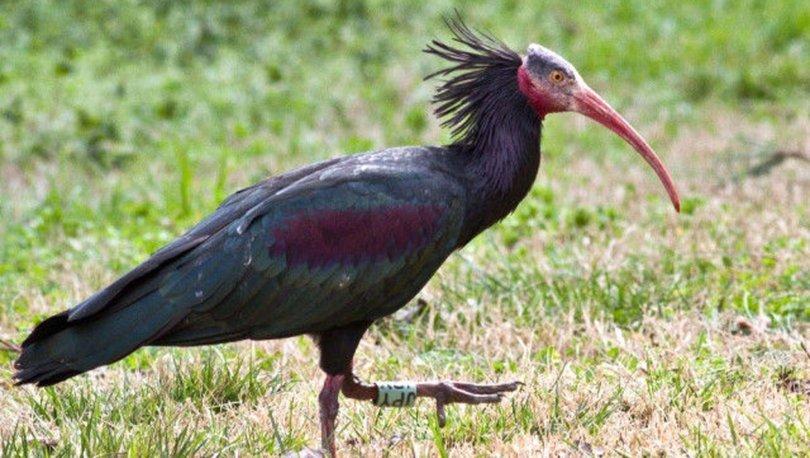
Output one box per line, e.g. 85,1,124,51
14,19,680,455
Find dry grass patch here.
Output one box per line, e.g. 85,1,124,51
2,308,807,456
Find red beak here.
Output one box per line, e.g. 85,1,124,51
574,86,681,212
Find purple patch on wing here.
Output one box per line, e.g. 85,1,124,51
270,204,444,266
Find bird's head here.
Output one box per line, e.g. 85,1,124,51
517,44,680,212
427,18,680,212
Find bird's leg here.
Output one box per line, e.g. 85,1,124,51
341,373,520,427
318,373,345,457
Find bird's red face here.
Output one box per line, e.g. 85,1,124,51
517,44,681,212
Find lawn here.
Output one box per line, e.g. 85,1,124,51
0,0,808,456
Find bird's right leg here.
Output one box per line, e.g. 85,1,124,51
341,373,520,427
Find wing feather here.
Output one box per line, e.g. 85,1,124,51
154,155,466,344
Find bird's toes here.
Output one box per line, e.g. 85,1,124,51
483,393,504,403
486,381,521,393
500,380,523,392
460,392,502,404
450,380,522,395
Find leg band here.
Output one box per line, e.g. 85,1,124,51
374,381,417,407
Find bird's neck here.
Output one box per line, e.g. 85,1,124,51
459,107,541,244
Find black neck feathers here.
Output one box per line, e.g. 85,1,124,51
426,17,542,243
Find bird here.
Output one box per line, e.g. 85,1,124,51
13,18,680,456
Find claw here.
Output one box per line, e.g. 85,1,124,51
423,380,520,428
436,400,446,427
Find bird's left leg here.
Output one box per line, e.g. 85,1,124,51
314,321,374,456
318,373,345,457
341,373,520,427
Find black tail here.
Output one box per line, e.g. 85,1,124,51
13,291,185,386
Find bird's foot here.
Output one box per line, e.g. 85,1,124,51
341,376,521,427
416,380,521,427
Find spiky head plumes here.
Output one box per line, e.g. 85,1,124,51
424,17,530,154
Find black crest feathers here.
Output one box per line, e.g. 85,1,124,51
425,16,525,151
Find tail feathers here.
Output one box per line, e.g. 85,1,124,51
14,292,185,387
13,362,81,387
152,325,248,347
20,311,71,348
148,308,248,347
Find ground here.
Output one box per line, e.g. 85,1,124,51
0,1,808,456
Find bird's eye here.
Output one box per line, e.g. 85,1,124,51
549,70,565,84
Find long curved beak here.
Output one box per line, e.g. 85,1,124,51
573,85,681,212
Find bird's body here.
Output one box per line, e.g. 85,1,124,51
16,135,541,383
14,18,679,456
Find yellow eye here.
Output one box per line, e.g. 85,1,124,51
549,70,565,84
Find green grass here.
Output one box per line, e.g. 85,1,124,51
1,0,808,455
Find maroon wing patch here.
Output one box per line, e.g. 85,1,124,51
270,204,445,267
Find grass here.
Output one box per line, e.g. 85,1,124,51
1,0,808,455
